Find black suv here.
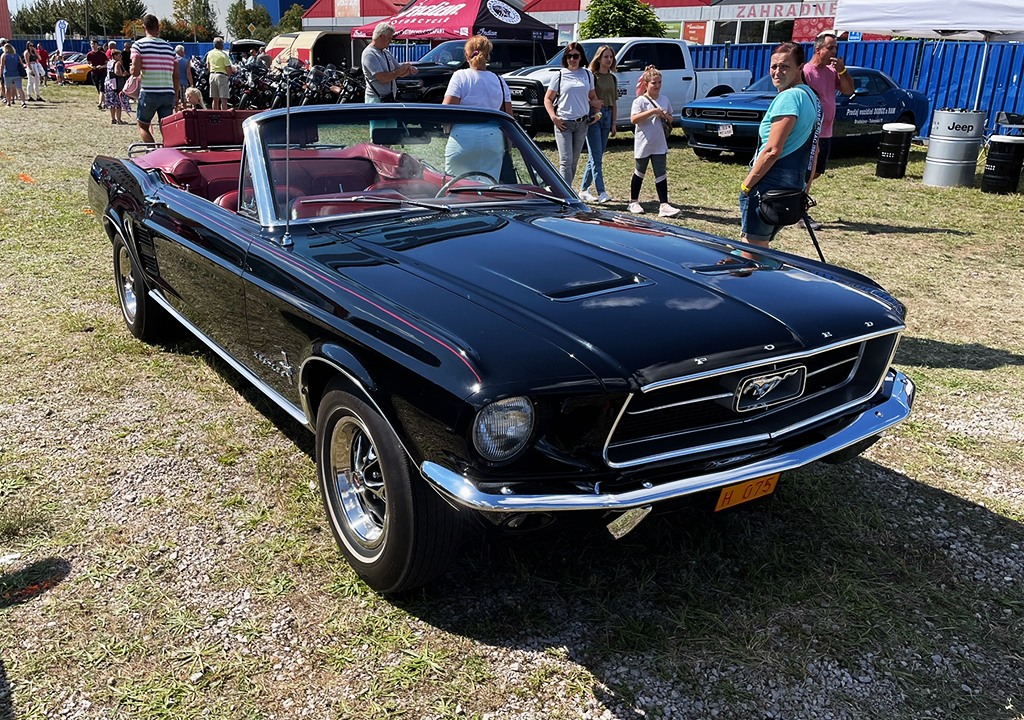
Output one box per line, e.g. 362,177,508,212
396,39,554,104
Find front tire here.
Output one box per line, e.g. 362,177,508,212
316,385,463,594
112,230,168,342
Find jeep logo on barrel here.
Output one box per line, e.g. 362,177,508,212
948,122,975,132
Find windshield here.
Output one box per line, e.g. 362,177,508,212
547,42,624,67
747,75,777,93
418,41,467,68
255,106,573,221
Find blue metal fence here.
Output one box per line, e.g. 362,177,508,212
691,40,1024,135
9,38,216,59
389,43,431,63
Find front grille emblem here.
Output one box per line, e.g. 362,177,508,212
734,366,807,412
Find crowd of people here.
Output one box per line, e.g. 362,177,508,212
363,22,839,248
7,20,841,249
1,19,268,138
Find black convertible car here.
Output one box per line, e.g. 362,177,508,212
89,105,914,593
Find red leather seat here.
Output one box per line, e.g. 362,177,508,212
214,186,306,213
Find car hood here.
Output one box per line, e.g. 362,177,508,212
320,208,903,389
686,90,777,111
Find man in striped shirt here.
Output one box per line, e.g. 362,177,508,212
130,14,179,144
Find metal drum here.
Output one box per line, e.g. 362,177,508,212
922,109,987,188
876,122,916,179
981,135,1024,194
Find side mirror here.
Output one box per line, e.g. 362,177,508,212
618,59,643,71
853,87,869,96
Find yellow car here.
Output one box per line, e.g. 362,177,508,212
63,60,95,83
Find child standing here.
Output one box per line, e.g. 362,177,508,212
54,55,65,85
628,66,680,218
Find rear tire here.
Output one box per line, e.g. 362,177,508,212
316,384,463,594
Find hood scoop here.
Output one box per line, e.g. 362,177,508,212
545,273,653,301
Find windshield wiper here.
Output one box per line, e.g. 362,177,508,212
444,185,570,205
296,195,451,213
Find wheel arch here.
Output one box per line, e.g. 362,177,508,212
300,349,378,430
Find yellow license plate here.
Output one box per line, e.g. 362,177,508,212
714,473,780,511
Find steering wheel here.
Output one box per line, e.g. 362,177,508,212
435,171,498,197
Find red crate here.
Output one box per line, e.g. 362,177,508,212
160,109,261,148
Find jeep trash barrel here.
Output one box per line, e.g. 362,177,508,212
981,135,1024,194
875,122,915,179
922,109,986,188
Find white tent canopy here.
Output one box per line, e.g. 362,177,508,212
834,0,1024,110
834,0,1024,41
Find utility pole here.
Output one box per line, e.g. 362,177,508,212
192,0,197,42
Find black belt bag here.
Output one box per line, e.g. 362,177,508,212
757,188,808,227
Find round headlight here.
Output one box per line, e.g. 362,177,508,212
472,397,535,463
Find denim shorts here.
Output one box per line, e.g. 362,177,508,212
137,90,176,124
3,76,23,90
740,165,805,243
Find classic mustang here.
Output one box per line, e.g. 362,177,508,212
89,105,914,593
681,67,931,159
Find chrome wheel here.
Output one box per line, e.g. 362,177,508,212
116,243,138,324
328,415,387,552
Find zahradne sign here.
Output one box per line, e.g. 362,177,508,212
724,2,839,20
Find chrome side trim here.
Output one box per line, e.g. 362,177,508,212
421,370,913,512
640,328,902,393
149,291,310,429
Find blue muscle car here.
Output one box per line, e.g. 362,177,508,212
681,67,931,159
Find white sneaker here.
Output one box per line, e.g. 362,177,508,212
579,189,597,202
659,203,681,218
597,192,612,203
628,201,644,214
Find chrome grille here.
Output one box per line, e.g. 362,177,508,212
604,332,901,468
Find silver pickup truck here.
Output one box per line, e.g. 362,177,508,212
504,37,751,135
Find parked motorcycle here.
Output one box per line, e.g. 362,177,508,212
270,58,309,110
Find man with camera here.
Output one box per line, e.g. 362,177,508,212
361,22,417,104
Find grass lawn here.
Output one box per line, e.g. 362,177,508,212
1,84,1023,719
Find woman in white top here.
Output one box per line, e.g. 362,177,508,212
544,42,600,186
442,35,513,181
628,66,680,218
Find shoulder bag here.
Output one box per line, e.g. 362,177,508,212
122,74,141,100
643,93,671,141
756,86,822,228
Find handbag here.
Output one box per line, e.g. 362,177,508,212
122,74,141,100
643,93,671,141
18,58,27,78
757,188,808,227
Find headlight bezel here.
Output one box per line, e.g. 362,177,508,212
471,396,536,465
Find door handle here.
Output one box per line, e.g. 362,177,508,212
682,76,693,81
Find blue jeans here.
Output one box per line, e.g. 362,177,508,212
581,111,612,195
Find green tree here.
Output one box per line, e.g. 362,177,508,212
277,3,305,33
578,0,665,40
225,0,274,40
172,0,221,37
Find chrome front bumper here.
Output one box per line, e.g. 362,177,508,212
421,369,914,513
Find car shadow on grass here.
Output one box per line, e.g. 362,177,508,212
397,459,1024,719
897,336,1024,370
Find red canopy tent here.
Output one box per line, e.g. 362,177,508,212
352,0,557,42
